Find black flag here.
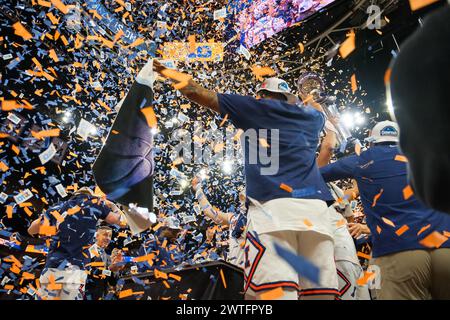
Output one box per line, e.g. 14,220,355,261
93,60,156,211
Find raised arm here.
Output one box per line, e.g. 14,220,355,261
317,130,337,167
153,60,219,113
192,177,233,226
103,199,127,227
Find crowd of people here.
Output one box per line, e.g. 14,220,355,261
1,0,449,301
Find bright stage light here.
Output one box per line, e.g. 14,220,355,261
90,127,98,135
341,112,354,129
199,168,208,180
62,111,72,123
354,113,366,125
222,160,233,174
180,179,189,189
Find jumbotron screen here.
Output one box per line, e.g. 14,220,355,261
229,0,336,48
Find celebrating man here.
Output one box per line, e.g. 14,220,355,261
153,61,338,300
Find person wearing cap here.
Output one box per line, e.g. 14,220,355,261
387,4,450,214
320,121,450,299
191,176,247,269
317,116,370,300
135,217,185,272
27,187,126,300
153,61,338,300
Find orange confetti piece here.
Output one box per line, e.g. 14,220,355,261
336,219,347,227
259,287,284,300
219,268,227,289
381,217,396,227
355,142,361,156
12,22,32,40
50,210,64,223
31,128,60,139
24,207,33,217
128,38,145,48
394,155,408,162
351,74,357,93
303,219,313,227
279,183,293,193
60,35,69,46
339,31,356,59
118,289,134,299
0,161,9,172
11,144,20,155
384,68,392,85
395,225,409,236
188,35,196,53
419,231,448,248
251,65,276,81
357,271,375,286
213,143,225,153
2,100,26,111
403,185,414,200
114,30,124,42
49,49,59,62
67,206,81,215
38,0,52,8
154,269,168,279
417,224,431,236
141,107,157,129
88,262,105,268
409,0,439,11
376,225,382,234
259,138,270,148
372,189,383,207
6,206,13,219
169,273,181,281
233,129,243,141
50,0,69,14
219,114,229,127
39,225,57,236
22,272,36,280
298,42,305,54
357,251,371,260
46,12,59,25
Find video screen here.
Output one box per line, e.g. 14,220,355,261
229,0,336,48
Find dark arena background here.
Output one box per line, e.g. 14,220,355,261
0,0,449,304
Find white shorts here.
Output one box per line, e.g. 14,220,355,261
336,260,371,300
243,198,339,298
38,266,87,300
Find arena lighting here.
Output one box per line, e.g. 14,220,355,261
341,112,354,129
90,126,98,135
180,179,189,189
354,113,366,125
199,168,208,180
62,111,72,123
222,159,234,174
340,112,366,129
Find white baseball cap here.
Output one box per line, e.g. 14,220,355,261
367,120,400,144
256,77,298,104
